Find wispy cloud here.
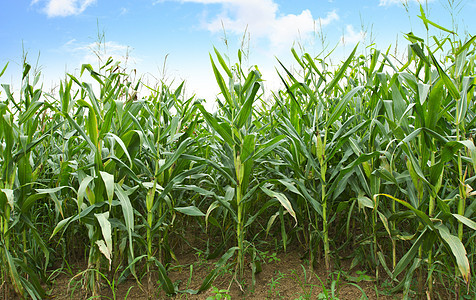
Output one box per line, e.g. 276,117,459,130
378,0,434,6
61,39,139,66
31,0,96,17
159,0,339,49
340,25,366,45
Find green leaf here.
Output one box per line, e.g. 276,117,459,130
234,82,259,128
22,63,31,80
77,176,95,210
410,43,430,66
276,59,305,117
441,141,463,163
4,247,25,296
326,43,359,94
115,184,135,258
155,260,176,295
357,194,374,209
80,63,104,85
426,80,443,130
100,171,115,206
261,187,297,225
107,133,133,167
429,51,460,101
21,194,46,214
417,83,431,106
253,135,286,160
81,82,102,121
94,211,113,269
210,55,232,107
303,53,325,81
327,86,364,126
50,203,108,239
393,229,427,279
0,188,14,210
266,211,280,235
294,180,322,216
19,101,44,124
459,140,476,173
376,194,433,229
0,62,8,78
278,179,302,197
196,103,234,146
50,216,73,239
455,35,476,56
157,138,193,175
174,206,205,217
62,110,99,160
434,223,471,283
28,186,74,215
418,5,456,34
452,214,476,230
213,47,233,78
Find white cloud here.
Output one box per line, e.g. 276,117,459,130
163,0,339,49
378,0,434,6
61,39,139,67
31,0,96,17
340,25,366,45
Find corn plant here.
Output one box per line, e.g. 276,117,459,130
195,48,293,282
0,61,50,299
275,45,381,272
133,80,207,297
48,60,143,296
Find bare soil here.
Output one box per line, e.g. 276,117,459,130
45,246,402,300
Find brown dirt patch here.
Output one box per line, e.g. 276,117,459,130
45,248,402,300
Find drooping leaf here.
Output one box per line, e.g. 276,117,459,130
174,206,205,217
261,187,297,225
100,171,115,206
393,229,427,279
434,223,471,283
94,211,113,269
452,214,476,230
115,184,135,258
155,260,176,296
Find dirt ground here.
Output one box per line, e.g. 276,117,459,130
46,246,402,300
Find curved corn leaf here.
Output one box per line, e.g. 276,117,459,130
325,43,359,94
174,206,205,217
261,187,297,225
234,82,259,129
393,229,427,279
95,211,113,269
434,223,471,283
375,194,434,229
452,213,476,230
155,260,176,296
115,184,135,258
100,171,114,206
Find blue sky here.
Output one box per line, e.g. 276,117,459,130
1,0,475,103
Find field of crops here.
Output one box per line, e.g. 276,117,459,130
1,15,476,299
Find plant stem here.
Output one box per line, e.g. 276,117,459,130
322,178,329,271
235,153,244,280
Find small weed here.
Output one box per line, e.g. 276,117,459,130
290,265,320,300
267,271,285,299
313,271,342,300
206,286,231,300
264,251,281,263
